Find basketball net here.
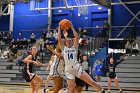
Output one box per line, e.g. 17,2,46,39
75,0,89,15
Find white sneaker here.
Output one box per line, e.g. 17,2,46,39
42,88,49,93
64,89,68,93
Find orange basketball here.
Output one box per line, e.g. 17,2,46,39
59,19,71,30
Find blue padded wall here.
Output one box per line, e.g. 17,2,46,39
0,15,10,31
112,0,140,37
14,1,48,39
0,4,10,32
1,0,140,38
13,0,108,39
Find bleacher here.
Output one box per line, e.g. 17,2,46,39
100,56,140,90
89,38,140,91
0,49,53,85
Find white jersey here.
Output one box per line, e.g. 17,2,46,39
49,61,53,66
63,46,78,67
81,61,89,71
49,54,64,77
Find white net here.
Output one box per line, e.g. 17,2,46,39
75,0,89,15
30,0,35,10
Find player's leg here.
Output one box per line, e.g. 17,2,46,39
79,72,104,92
32,75,43,93
114,77,122,93
108,78,112,93
28,81,36,93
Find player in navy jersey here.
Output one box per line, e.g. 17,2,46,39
23,47,46,93
107,56,128,93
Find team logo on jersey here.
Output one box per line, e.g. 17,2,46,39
65,49,75,53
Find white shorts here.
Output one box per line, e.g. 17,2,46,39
65,63,84,80
49,63,64,77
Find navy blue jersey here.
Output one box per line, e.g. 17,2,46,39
108,59,124,74
24,54,37,73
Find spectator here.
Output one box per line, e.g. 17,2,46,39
78,27,82,37
41,31,47,41
43,39,50,54
125,41,131,56
52,30,58,40
79,35,88,49
30,32,36,44
81,55,89,91
11,39,16,46
23,38,29,49
46,31,52,39
16,39,21,49
7,32,12,44
8,45,18,62
48,35,56,45
16,51,29,72
81,29,88,37
94,60,104,82
18,32,22,40
0,48,9,60
132,41,139,56
31,32,35,39
11,45,18,58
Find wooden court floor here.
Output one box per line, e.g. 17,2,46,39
0,84,140,93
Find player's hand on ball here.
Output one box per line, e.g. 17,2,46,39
63,30,68,38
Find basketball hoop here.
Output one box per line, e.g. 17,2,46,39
75,0,89,15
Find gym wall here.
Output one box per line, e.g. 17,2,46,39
13,0,108,39
0,0,140,39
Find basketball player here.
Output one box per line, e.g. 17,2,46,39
58,22,105,93
23,47,46,93
107,56,128,93
43,44,64,93
43,55,54,92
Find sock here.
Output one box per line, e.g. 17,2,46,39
108,90,110,92
120,89,122,91
34,91,37,93
101,89,104,92
64,89,68,93
101,89,105,93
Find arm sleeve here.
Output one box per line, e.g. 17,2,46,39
116,59,124,66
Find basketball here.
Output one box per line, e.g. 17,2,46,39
59,19,71,30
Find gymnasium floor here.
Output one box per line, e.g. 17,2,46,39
0,84,140,93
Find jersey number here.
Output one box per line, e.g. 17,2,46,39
68,53,73,59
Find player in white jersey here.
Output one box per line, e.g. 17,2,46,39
58,22,105,93
43,55,54,92
43,44,64,93
49,52,64,77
